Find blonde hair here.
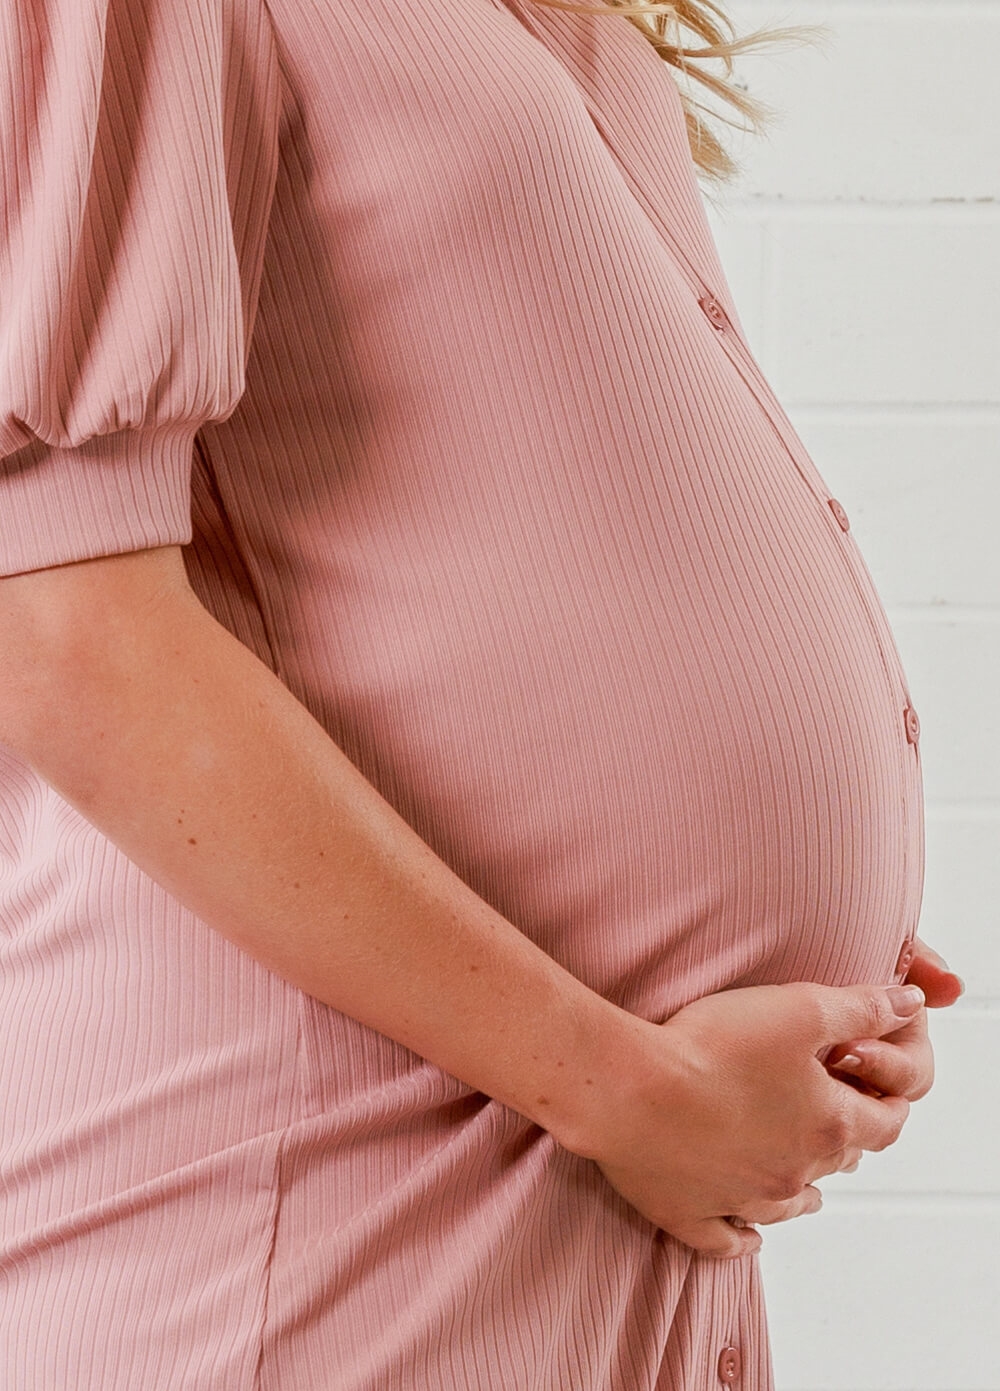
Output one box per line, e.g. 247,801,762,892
524,0,826,184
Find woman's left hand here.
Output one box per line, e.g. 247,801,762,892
825,937,964,1104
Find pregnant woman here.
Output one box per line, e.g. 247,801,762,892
0,0,962,1386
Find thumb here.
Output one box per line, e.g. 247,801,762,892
819,982,925,1055
672,1216,762,1260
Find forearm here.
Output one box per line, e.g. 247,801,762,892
0,558,636,1151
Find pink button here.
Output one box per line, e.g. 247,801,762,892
828,498,850,531
895,940,916,976
718,1346,742,1383
699,295,728,330
904,705,920,744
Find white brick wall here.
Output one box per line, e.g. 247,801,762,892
702,3,1000,1387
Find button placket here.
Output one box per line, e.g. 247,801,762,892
692,283,913,730
700,308,835,505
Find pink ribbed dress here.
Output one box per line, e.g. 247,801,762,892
0,0,925,1386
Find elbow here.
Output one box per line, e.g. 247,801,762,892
0,544,193,760
0,629,77,764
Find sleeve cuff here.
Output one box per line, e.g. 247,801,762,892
0,424,196,577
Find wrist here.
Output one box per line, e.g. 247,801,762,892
538,992,664,1161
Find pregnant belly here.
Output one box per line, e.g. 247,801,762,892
274,460,924,1024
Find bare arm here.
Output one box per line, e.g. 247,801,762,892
0,544,920,1258
0,544,625,1146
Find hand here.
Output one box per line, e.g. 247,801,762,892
903,937,966,1009
576,980,924,1260
826,937,964,1106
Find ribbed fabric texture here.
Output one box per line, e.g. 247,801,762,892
0,0,924,1386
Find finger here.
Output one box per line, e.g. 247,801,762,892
912,936,952,971
736,1185,824,1227
834,1000,930,1055
829,1039,934,1102
826,1007,929,1094
814,982,926,1059
805,1145,864,1183
905,940,965,1008
671,1216,763,1260
879,1001,929,1047
841,1087,911,1152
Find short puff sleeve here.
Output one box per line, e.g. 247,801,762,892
0,0,282,576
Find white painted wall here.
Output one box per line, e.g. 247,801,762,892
701,3,1000,1387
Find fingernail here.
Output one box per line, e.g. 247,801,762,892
956,975,966,996
887,984,925,1013
833,1053,863,1071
